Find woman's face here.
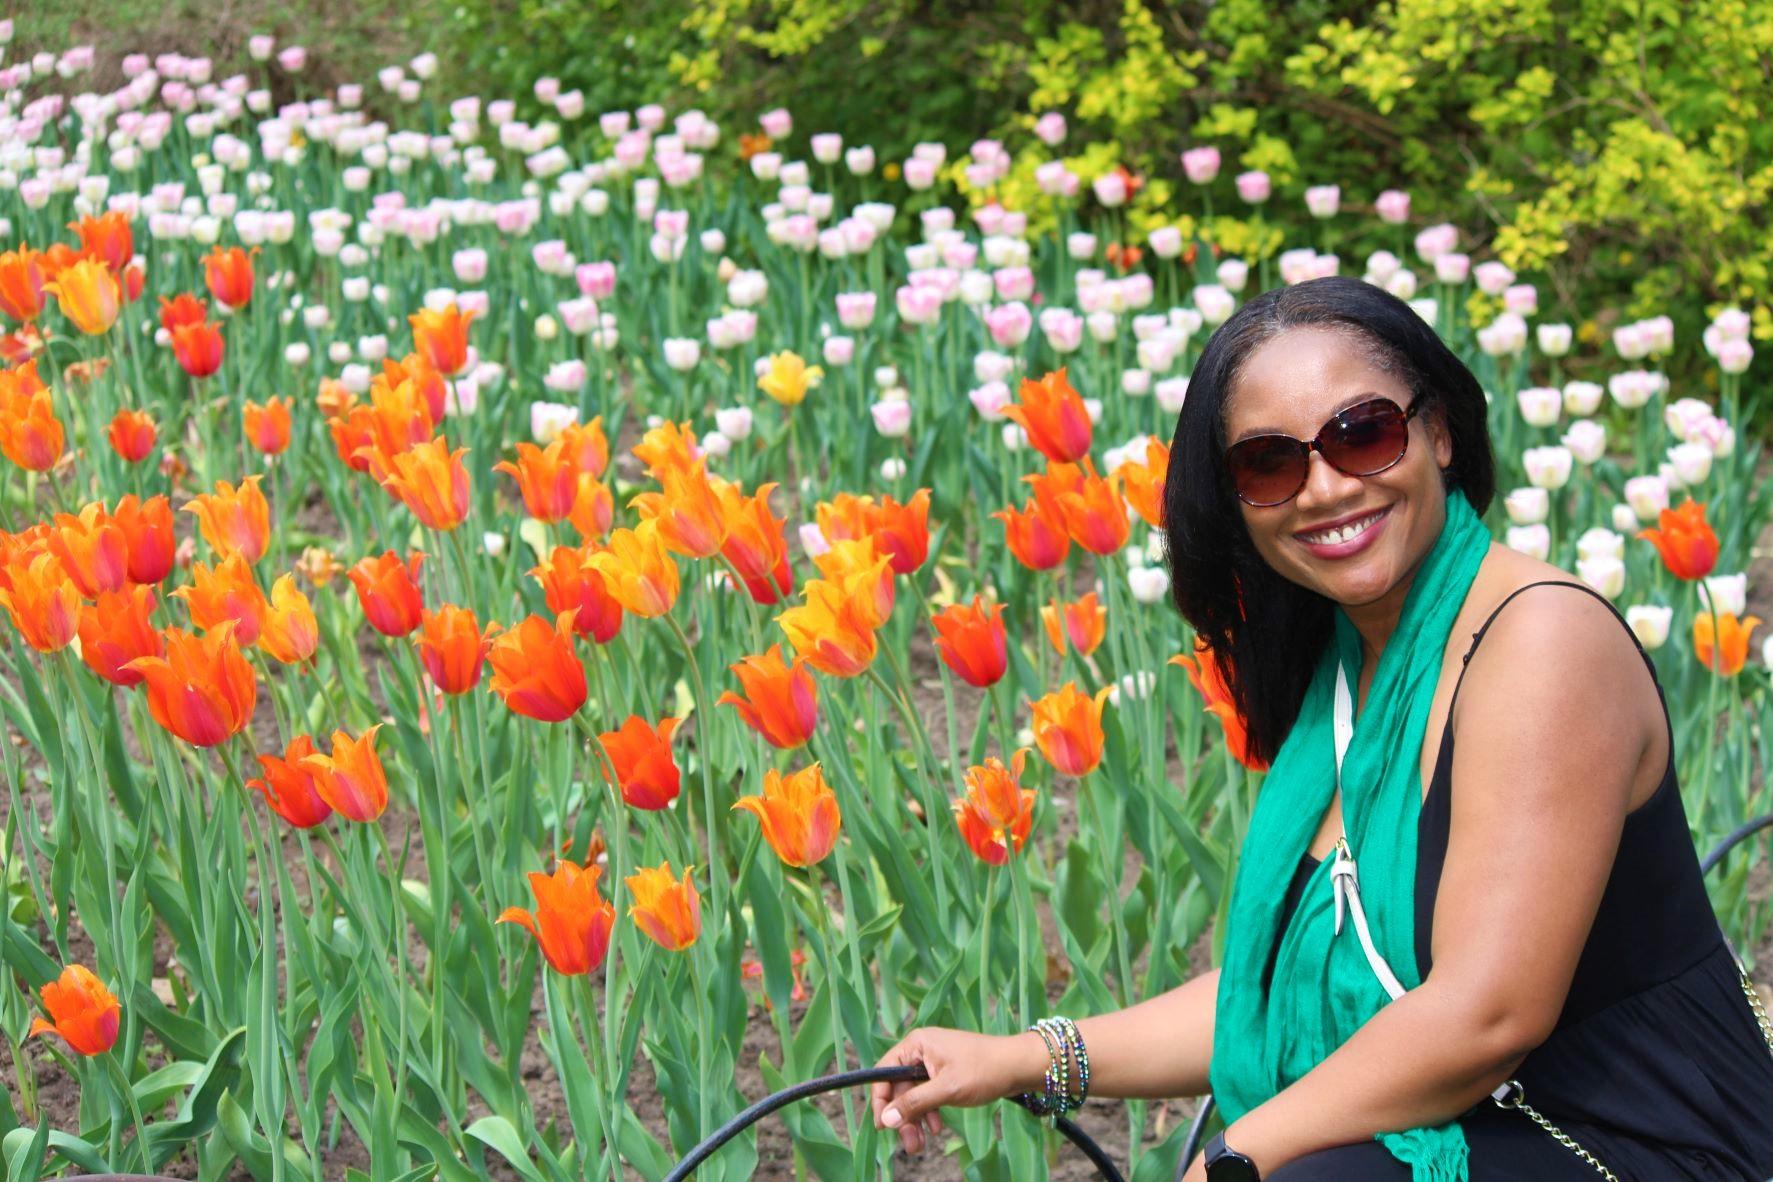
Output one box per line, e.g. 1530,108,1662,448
1221,326,1454,609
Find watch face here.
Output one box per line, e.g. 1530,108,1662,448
1206,1150,1261,1182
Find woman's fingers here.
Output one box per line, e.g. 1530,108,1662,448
870,1033,927,1127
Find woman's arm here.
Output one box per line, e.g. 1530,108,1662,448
871,967,1220,1154
1208,591,1654,1174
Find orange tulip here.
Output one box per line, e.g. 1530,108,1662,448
108,408,158,463
558,417,611,478
170,320,225,379
39,242,81,281
259,574,319,665
408,304,476,376
1029,682,1114,777
631,460,729,559
953,750,1035,865
775,577,880,679
992,495,1071,571
184,475,271,564
498,858,617,975
347,551,426,637
202,245,256,310
158,292,208,333
584,520,680,618
1038,460,1129,556
0,246,47,323
1638,500,1719,582
380,436,472,532
732,763,842,867
597,715,683,810
1004,368,1092,463
71,211,133,272
811,536,894,629
487,612,589,722
77,585,163,686
415,604,495,694
815,489,932,576
932,595,1008,688
1693,611,1761,678
113,494,176,585
327,403,377,474
0,550,82,652
718,480,794,605
28,965,120,1056
299,725,390,822
495,439,579,523
43,258,121,335
248,734,334,829
1170,641,1268,771
243,396,293,455
1042,592,1107,657
1115,436,1169,529
379,353,448,423
531,545,623,643
625,861,702,952
173,553,269,646
48,503,129,598
568,473,615,542
127,622,258,748
717,644,819,749
0,324,46,365
631,419,700,479
0,360,64,472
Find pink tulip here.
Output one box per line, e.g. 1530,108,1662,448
1181,146,1220,185
1234,170,1270,204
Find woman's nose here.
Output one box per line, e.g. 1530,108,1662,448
1294,448,1366,509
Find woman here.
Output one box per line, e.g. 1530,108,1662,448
870,276,1773,1180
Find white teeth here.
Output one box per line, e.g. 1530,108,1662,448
1303,510,1383,546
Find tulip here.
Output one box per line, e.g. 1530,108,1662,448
811,537,895,628
347,551,426,637
498,858,617,975
1029,681,1114,777
71,211,133,272
717,481,794,605
1003,368,1092,463
732,764,842,867
1503,487,1549,526
1505,524,1551,560
495,439,579,522
44,258,121,335
558,417,612,478
1115,437,1168,529
1693,612,1760,678
383,354,449,424
953,751,1035,865
993,495,1071,571
300,725,390,822
202,245,256,309
28,965,120,1056
170,320,225,378
1625,604,1673,651
184,474,270,564
77,585,162,686
758,350,824,407
158,292,208,333
259,574,319,665
487,612,589,722
816,489,931,577
243,396,292,455
1521,445,1573,490
173,553,269,645
776,577,880,679
598,715,682,810
0,246,47,322
1637,500,1718,581
380,437,472,532
414,604,495,694
532,546,624,643
0,363,63,471
108,408,157,462
1040,461,1131,555
717,644,819,749
48,503,128,598
1170,641,1267,771
630,461,729,558
1575,556,1625,600
0,550,82,652
409,304,476,376
249,735,334,828
931,595,1008,688
127,622,258,747
113,494,175,584
625,861,702,952
584,520,680,618
1516,386,1561,427
1042,593,1107,657
632,419,701,479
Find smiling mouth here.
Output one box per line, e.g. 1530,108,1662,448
1297,507,1389,547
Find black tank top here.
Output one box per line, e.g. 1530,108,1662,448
1270,580,1773,1178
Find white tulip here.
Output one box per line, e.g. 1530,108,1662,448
1503,487,1549,525
1626,605,1673,650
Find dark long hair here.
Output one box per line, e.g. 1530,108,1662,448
1162,276,1495,766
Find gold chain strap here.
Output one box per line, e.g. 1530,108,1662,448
1489,963,1772,1182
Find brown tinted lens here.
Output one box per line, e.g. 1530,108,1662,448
1227,436,1308,505
1322,399,1409,475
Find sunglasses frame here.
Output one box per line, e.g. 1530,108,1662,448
1224,395,1423,508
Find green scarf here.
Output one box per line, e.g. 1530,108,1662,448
1208,488,1491,1182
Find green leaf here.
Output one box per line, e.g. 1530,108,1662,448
466,1115,545,1182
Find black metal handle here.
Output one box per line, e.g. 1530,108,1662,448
661,1063,1125,1182
1700,811,1773,877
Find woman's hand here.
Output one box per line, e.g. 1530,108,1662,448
869,1027,1045,1155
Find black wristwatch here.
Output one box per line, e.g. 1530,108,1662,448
1203,1132,1261,1181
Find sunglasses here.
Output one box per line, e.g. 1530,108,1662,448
1224,396,1423,507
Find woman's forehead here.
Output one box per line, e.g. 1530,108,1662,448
1224,329,1405,439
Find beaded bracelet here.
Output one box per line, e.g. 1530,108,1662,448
1015,1015,1091,1117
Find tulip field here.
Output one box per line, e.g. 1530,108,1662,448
3,29,1772,1182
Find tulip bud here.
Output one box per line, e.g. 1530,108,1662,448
1503,487,1549,525
1522,445,1573,490
1505,524,1550,560
1516,386,1562,427
1698,573,1748,618
1576,555,1625,600
1626,604,1673,650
